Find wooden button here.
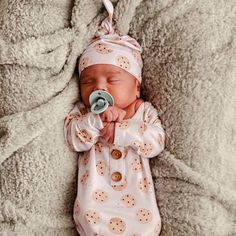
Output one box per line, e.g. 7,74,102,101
111,172,122,182
111,149,122,160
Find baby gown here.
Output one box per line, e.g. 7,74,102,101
64,101,165,236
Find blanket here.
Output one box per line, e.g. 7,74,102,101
0,0,236,235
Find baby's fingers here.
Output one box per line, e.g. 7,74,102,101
100,126,107,136
100,107,119,122
100,109,112,122
106,109,115,122
109,107,119,121
117,110,126,122
100,122,115,143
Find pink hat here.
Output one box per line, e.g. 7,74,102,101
78,0,143,83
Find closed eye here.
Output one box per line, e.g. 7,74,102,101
80,78,94,84
108,78,121,83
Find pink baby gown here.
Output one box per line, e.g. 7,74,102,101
64,101,165,236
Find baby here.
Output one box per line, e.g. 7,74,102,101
64,0,165,235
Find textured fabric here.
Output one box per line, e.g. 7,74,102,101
64,101,164,235
78,0,143,82
0,0,236,235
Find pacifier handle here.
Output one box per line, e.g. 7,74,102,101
91,98,109,114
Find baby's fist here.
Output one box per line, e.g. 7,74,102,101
100,106,126,122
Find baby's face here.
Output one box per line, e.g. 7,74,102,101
79,64,140,109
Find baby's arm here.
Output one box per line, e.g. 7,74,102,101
64,102,104,152
114,102,165,158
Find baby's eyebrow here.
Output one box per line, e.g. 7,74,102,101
107,71,121,75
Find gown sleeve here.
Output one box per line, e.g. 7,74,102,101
64,102,104,152
114,102,165,158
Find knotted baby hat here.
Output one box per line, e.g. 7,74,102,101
78,0,143,83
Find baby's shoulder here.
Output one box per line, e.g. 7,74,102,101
143,101,157,111
142,101,160,120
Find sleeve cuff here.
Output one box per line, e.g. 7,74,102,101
87,112,104,130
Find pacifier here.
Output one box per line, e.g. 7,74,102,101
89,90,114,114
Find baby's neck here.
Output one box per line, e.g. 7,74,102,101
123,99,143,119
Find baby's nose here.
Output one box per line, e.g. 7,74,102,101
93,83,107,91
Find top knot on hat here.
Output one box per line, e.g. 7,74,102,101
78,0,143,82
96,0,115,36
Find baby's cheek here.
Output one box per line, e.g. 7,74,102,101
80,86,93,106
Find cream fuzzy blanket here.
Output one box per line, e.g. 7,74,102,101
0,0,236,235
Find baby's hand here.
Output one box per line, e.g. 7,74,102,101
100,122,115,144
100,106,126,122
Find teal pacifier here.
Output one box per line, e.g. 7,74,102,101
89,90,114,114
